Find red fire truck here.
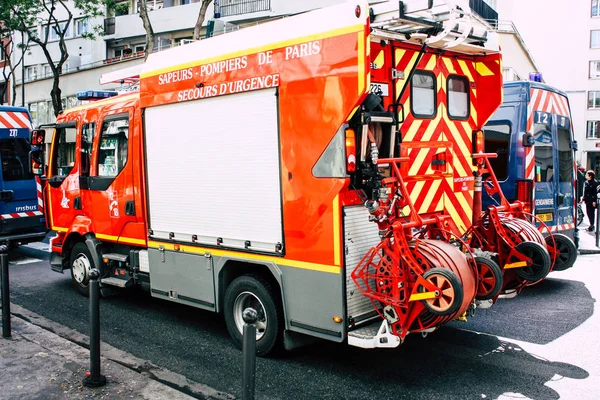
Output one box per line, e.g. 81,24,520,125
35,1,510,354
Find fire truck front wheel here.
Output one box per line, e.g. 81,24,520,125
70,242,95,297
224,275,282,356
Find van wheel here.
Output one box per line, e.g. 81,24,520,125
70,242,94,297
224,275,282,356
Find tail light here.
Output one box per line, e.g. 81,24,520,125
516,179,533,213
345,128,357,173
472,129,484,165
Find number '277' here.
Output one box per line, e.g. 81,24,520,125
9,129,18,137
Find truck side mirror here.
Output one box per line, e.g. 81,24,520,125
31,129,45,146
571,140,578,150
522,132,534,147
29,149,44,176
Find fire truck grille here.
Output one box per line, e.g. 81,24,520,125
343,205,382,326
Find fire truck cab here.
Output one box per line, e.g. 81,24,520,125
40,0,507,354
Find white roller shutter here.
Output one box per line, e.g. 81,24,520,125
144,89,283,253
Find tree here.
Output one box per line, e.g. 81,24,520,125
138,0,155,59
0,0,109,117
192,1,213,41
0,26,29,105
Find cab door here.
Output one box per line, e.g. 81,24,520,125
47,121,81,232
82,110,139,244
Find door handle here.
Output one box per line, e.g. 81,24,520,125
125,200,135,216
74,196,82,210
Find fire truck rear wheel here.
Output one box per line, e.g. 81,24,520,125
545,233,577,271
70,242,94,297
224,275,282,356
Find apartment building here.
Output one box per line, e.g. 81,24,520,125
8,0,534,131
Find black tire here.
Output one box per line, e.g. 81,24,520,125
223,275,282,357
70,242,94,297
577,206,584,226
420,268,464,317
546,233,577,272
474,256,503,301
514,241,552,282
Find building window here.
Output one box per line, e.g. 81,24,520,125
592,30,600,48
587,121,600,138
25,66,37,81
113,47,123,57
43,21,71,41
589,91,600,108
590,61,600,78
43,65,52,78
593,0,600,17
75,18,89,36
411,70,436,119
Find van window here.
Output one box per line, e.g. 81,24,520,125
0,138,34,181
80,122,96,177
482,123,510,181
447,76,469,119
52,126,77,177
411,71,436,118
557,126,573,185
97,116,129,177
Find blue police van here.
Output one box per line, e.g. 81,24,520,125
0,106,47,246
482,81,578,270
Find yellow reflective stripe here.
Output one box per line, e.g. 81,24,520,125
504,261,528,269
53,226,68,232
443,58,455,74
358,32,365,95
333,195,341,266
373,50,385,69
148,241,341,274
476,62,494,77
96,233,146,246
409,292,437,301
142,25,366,79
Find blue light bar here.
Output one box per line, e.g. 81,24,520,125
76,90,119,101
529,72,543,82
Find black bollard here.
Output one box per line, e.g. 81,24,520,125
1,244,10,339
596,191,600,248
82,268,106,387
242,307,258,400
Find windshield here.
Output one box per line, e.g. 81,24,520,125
0,138,33,181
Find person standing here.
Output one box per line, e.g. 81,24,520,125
581,170,599,232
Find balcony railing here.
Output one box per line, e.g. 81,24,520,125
469,0,498,24
216,0,270,18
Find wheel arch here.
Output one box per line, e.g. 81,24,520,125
215,258,285,322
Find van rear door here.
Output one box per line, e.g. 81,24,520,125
0,109,42,234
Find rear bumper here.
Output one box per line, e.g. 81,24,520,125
0,231,47,244
0,215,47,244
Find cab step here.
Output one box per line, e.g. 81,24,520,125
100,277,132,288
102,253,129,263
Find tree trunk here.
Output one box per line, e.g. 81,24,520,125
139,0,155,59
192,0,212,41
50,78,62,117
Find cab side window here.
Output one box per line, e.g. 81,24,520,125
52,125,77,177
97,115,129,177
411,71,436,118
80,122,96,177
447,76,470,120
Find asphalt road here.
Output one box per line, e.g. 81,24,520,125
5,251,600,400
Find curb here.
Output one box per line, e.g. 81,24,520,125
579,248,600,255
16,243,50,261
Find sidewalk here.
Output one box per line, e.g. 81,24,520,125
0,305,234,400
577,221,600,255
0,318,195,399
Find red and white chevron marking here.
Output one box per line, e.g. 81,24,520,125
525,88,571,180
0,111,33,130
539,222,576,233
0,211,44,220
36,176,44,214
